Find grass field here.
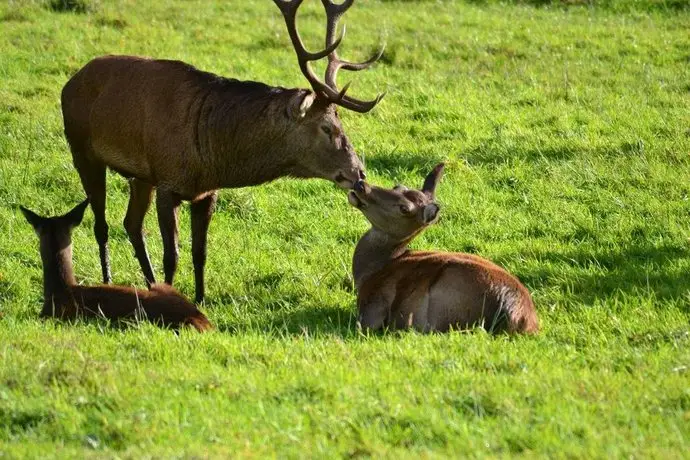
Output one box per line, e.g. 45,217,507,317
1,0,689,457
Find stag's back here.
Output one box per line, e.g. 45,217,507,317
62,55,291,194
62,56,206,182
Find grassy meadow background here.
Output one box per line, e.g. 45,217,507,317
1,0,689,457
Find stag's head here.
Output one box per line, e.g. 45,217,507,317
348,163,445,241
275,0,385,189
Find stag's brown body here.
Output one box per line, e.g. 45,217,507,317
20,200,212,332
349,164,538,334
61,0,385,303
63,56,336,198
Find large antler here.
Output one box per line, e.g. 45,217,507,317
273,0,385,113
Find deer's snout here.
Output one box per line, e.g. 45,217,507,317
353,180,371,194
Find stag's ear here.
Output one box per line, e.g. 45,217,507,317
421,163,445,199
62,199,89,229
287,91,316,119
422,203,440,224
20,205,45,231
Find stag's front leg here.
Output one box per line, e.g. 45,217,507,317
190,191,218,304
156,190,182,286
124,179,156,287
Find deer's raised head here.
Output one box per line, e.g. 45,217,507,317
20,199,89,261
275,0,385,188
348,163,444,240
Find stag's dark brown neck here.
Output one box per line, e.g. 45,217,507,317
353,228,415,291
39,240,76,308
201,84,308,189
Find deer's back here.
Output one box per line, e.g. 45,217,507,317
61,55,281,196
358,251,538,333
62,283,212,331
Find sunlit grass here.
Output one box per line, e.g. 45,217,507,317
0,0,688,457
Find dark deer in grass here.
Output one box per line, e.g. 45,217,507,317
349,164,539,334
20,200,213,332
61,0,385,303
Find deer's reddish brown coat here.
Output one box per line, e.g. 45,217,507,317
20,200,212,332
350,164,538,334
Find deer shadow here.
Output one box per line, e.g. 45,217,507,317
212,301,359,337
507,241,689,309
366,149,445,178
364,141,638,174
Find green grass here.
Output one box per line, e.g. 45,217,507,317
1,0,689,457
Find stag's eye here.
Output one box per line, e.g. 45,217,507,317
399,204,413,215
321,125,332,136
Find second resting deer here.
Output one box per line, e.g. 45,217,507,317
348,164,539,334
20,200,212,332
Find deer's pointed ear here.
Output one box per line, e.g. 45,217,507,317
422,203,440,225
421,162,445,199
63,199,89,229
287,91,316,120
20,205,44,231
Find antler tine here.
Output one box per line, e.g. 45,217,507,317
320,0,385,113
337,92,386,113
273,0,345,99
275,0,385,112
321,0,355,17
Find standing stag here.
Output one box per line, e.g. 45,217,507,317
61,0,384,303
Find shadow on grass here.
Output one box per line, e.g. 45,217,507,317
511,242,689,308
366,142,646,174
215,302,359,337
366,149,445,178
464,144,580,165
461,0,689,12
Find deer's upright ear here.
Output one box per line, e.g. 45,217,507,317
19,205,44,231
422,203,440,225
421,163,445,199
63,199,89,229
287,91,316,120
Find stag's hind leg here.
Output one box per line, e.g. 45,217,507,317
124,179,156,287
73,157,111,283
156,189,182,286
190,191,218,304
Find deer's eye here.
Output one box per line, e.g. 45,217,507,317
321,125,332,136
399,205,413,215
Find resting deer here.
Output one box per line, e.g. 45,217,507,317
349,164,539,334
61,0,385,303
20,200,212,332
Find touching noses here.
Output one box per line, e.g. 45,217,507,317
353,179,370,194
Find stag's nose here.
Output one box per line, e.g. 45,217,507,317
353,179,367,193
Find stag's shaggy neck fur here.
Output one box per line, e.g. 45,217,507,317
198,78,318,188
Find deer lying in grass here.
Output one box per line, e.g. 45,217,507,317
61,0,385,303
20,200,212,332
348,164,539,334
